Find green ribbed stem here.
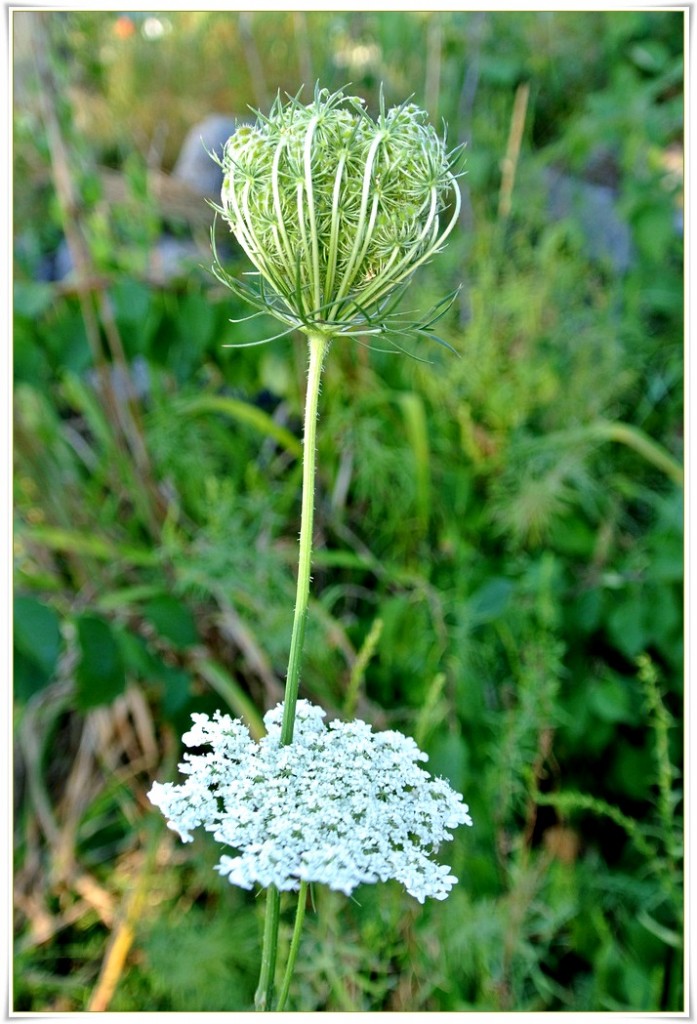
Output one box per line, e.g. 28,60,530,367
275,881,309,1012
280,330,331,745
254,330,330,1012
254,886,281,1011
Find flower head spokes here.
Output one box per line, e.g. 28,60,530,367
213,85,463,351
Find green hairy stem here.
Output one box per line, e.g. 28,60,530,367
254,329,330,1011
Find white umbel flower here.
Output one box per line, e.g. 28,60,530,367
148,700,473,903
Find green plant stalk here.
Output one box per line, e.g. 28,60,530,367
543,420,683,488
637,655,682,891
275,881,309,1011
254,328,331,1012
280,330,331,746
254,887,281,1012
600,421,683,487
343,616,384,718
534,790,658,863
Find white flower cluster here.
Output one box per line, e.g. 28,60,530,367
148,700,473,903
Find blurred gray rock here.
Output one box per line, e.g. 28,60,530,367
172,114,238,196
546,167,633,274
149,235,203,284
38,235,204,286
87,355,150,402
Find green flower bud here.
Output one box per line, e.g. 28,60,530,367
213,86,462,344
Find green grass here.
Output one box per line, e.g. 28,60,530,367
13,9,683,1013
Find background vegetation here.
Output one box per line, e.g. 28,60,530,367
13,9,684,1013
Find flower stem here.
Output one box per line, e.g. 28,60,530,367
254,886,281,1011
254,329,331,1011
280,329,331,746
275,882,309,1011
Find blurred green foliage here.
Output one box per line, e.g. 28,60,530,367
13,9,683,1014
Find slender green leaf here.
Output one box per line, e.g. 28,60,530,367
181,395,302,458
